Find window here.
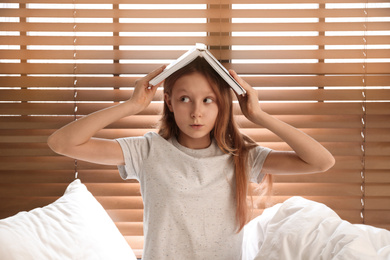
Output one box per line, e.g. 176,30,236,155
1,1,389,257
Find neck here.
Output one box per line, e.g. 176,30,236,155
177,135,212,149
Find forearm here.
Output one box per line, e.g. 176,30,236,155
47,65,164,164
229,69,334,173
48,100,138,153
252,111,335,171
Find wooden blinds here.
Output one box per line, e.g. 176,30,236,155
0,0,389,257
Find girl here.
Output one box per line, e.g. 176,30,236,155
48,57,335,260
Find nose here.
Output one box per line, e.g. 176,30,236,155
190,102,202,119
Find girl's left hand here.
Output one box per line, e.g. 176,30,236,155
229,69,264,123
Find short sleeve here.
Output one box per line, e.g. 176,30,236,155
248,146,272,183
116,133,153,180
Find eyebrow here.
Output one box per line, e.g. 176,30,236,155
174,87,216,97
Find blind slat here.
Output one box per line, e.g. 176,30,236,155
2,49,389,61
1,89,388,102
4,8,390,19
0,169,123,183
1,62,389,74
231,36,390,45
7,0,220,4
2,115,389,130
2,75,389,88
1,102,388,116
3,21,390,32
231,22,390,31
5,36,390,47
0,182,141,196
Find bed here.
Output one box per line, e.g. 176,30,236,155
0,180,389,259
0,179,137,260
243,196,390,260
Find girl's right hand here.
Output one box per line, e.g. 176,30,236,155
128,65,166,113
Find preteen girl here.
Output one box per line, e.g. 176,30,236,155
48,57,335,260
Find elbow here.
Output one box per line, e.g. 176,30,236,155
317,154,336,173
47,132,65,155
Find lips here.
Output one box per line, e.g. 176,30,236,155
190,124,204,129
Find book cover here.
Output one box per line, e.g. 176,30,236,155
149,43,246,95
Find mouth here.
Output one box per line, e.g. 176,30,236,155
190,124,204,129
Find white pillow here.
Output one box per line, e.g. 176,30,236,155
0,179,137,260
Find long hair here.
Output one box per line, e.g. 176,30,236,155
158,57,269,231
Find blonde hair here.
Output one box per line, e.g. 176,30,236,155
158,57,271,231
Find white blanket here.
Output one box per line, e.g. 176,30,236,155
243,196,390,260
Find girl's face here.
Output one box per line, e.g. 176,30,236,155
164,72,219,149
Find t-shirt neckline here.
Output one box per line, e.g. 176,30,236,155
170,136,223,158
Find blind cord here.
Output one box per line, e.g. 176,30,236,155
360,0,368,224
73,1,78,180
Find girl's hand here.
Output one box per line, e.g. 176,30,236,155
229,69,264,123
128,65,166,113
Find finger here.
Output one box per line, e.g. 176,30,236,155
147,77,164,91
229,69,250,99
151,79,164,88
144,65,166,82
229,69,242,84
147,81,162,93
229,69,250,90
236,91,247,103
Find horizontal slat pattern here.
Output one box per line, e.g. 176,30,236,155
1,75,389,87
3,8,390,18
1,1,389,257
1,115,389,130
1,63,390,74
1,102,389,115
0,35,390,46
1,89,389,101
0,49,390,62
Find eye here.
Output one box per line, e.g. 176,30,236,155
204,97,214,104
180,96,190,103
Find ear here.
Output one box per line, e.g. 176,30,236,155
164,93,173,112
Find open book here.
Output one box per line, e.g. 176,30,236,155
149,43,246,95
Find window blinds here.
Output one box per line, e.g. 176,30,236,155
0,0,389,257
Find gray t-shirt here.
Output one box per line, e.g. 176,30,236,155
117,132,271,260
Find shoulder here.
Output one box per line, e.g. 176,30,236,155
251,144,272,154
248,145,272,163
248,145,272,183
116,131,168,157
117,131,164,145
